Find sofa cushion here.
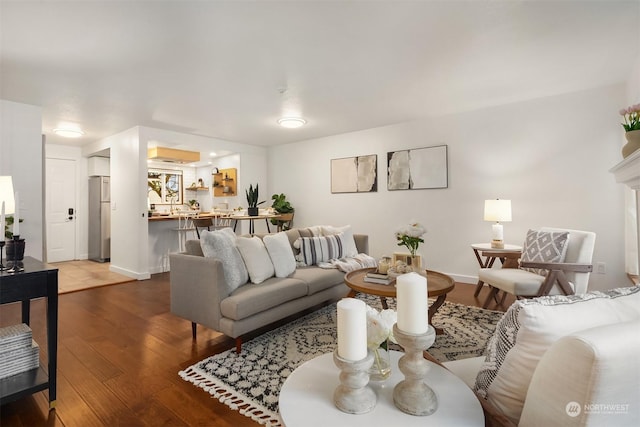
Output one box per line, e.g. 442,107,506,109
291,266,347,295
236,236,275,284
220,277,308,320
263,231,297,278
519,319,640,427
321,225,358,257
200,229,248,293
297,234,345,266
520,229,569,276
474,286,640,425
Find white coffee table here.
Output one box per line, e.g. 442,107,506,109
279,351,484,426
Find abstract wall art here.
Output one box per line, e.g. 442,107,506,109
387,145,448,190
331,154,378,193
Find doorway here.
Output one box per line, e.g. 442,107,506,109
46,158,76,262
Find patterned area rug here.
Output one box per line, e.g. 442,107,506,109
179,294,504,426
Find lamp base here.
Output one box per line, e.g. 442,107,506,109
491,239,504,249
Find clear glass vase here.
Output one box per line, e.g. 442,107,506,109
368,344,391,381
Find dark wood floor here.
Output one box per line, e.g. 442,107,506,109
0,273,514,427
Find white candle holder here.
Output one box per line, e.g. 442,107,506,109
392,324,438,416
333,349,377,414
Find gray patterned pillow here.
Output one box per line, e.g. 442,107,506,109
200,230,249,294
520,229,569,276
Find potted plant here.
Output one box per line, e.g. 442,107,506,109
245,183,265,216
620,104,640,158
270,193,295,229
4,216,25,261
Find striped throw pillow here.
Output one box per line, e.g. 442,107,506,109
298,233,345,266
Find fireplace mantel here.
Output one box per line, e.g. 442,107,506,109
610,148,640,285
610,149,640,190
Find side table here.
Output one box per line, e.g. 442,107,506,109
471,243,522,297
279,351,484,426
0,257,58,409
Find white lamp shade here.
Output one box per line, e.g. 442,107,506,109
0,176,15,214
484,199,512,222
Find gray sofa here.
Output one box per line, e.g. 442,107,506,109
169,228,368,351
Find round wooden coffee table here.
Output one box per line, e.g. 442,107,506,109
345,267,455,334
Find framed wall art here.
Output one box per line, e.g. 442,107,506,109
331,154,378,193
387,145,448,190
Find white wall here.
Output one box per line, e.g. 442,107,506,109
623,54,640,276
102,127,150,280
45,144,89,259
267,84,628,291
0,100,44,260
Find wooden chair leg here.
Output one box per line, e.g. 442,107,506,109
191,322,197,339
483,286,499,309
235,337,242,354
474,280,485,297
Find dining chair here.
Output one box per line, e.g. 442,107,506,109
479,227,596,309
275,212,294,232
192,218,213,239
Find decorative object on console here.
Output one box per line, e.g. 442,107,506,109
245,183,265,216
484,199,512,249
619,104,640,158
330,154,377,193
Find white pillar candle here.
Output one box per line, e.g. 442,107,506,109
13,191,19,236
396,272,429,334
0,201,5,243
491,223,503,241
336,298,368,361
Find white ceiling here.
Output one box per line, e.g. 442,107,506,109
1,1,639,149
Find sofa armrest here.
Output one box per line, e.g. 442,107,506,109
354,234,369,254
169,253,227,332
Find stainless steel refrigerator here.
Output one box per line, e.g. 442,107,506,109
88,176,111,262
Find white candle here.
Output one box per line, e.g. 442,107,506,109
396,272,429,334
337,298,368,361
0,201,5,243
491,223,503,241
13,191,19,236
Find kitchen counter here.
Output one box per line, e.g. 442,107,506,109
147,212,221,221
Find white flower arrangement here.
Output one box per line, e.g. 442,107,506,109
366,305,397,349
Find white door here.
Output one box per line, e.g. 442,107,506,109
46,158,76,262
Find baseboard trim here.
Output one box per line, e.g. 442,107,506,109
109,264,150,280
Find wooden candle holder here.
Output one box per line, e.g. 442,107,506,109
333,349,377,414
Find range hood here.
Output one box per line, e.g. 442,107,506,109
147,147,201,164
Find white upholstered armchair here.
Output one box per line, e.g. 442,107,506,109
479,227,596,309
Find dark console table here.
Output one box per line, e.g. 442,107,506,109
0,256,58,409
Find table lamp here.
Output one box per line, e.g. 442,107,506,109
484,199,511,249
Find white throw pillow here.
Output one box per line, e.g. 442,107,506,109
263,232,297,278
474,286,640,425
236,236,275,284
200,230,248,294
321,225,358,257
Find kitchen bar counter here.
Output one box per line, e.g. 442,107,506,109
147,212,220,221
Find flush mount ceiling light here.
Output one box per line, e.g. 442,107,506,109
278,117,306,128
53,127,85,138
